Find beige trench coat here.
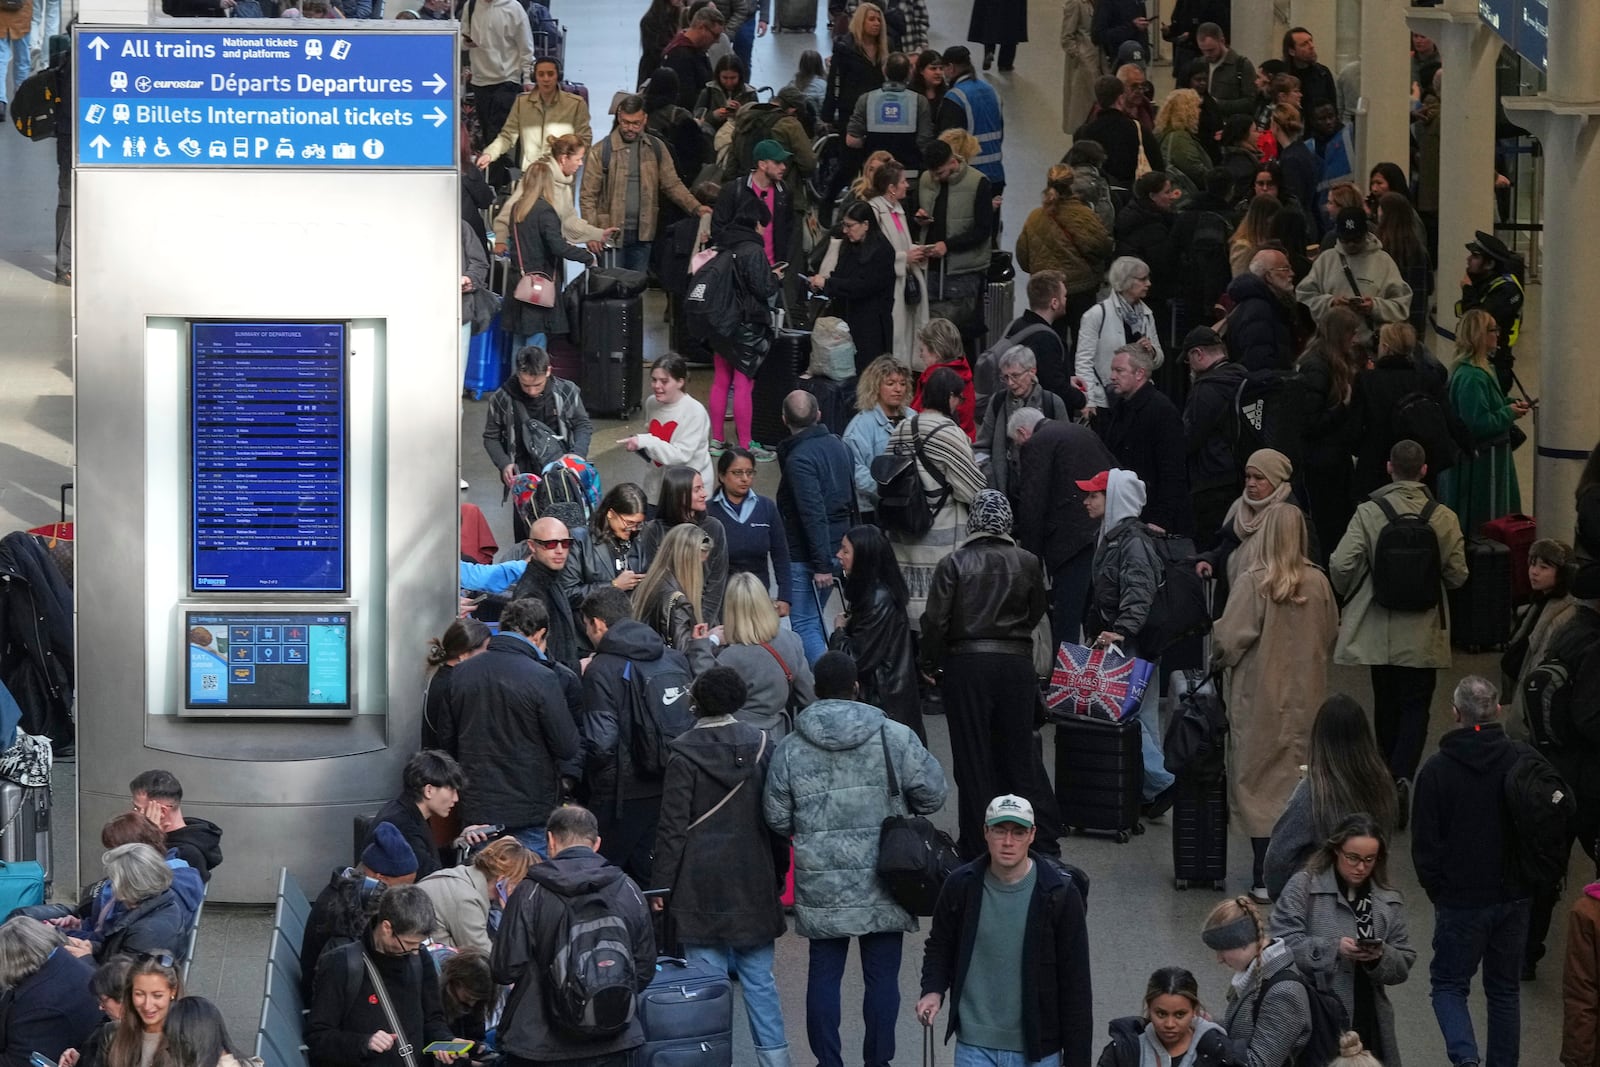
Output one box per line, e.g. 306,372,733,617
1212,562,1339,837
1059,0,1100,135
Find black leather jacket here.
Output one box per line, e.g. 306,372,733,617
919,534,1047,665
841,582,920,729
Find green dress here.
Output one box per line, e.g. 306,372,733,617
1440,360,1520,532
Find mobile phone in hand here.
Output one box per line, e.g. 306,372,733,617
1356,938,1384,952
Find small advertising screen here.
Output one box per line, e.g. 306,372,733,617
186,610,352,714
190,322,347,593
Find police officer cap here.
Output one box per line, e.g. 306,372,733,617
1466,230,1513,265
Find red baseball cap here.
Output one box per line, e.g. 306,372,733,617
1075,471,1111,493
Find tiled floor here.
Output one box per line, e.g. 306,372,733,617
0,0,1570,1059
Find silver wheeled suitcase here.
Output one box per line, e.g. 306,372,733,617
984,277,1014,347
0,783,51,885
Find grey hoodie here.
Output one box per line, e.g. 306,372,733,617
1294,232,1413,337
762,698,949,939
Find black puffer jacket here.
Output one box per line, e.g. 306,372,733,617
582,620,695,809
1351,353,1455,498
1113,199,1178,310
821,35,885,127
919,534,1046,663
445,633,582,828
1097,1016,1237,1067
652,719,789,947
1183,360,1248,494
1224,272,1296,372
0,532,74,746
1088,517,1163,658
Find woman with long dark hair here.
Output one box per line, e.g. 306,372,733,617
811,201,898,372
835,524,923,741
695,54,759,133
161,996,261,1067
105,953,182,1067
637,464,730,625
1268,814,1415,1067
910,49,946,109
421,617,491,752
1264,694,1398,897
1295,306,1363,562
1372,191,1431,336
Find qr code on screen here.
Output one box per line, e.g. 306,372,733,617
200,674,219,691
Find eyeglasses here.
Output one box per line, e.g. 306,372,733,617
136,952,177,968
725,467,756,478
1339,850,1380,868
532,537,574,550
613,514,645,531
999,370,1030,384
393,934,428,954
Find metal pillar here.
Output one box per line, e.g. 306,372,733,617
1505,0,1600,537
1233,0,1277,78
1289,0,1337,75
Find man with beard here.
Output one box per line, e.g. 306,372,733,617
1224,247,1299,371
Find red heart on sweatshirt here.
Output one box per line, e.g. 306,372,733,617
648,419,679,441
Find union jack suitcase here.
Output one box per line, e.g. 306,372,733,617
1053,716,1144,844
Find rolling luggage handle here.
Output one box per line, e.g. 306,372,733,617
923,1019,936,1065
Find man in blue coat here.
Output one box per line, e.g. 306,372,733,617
776,391,857,663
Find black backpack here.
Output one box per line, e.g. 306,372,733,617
1392,391,1460,473
725,105,787,180
871,415,952,537
1230,369,1307,476
10,64,64,141
684,248,747,341
1522,608,1600,751
1254,969,1347,1067
529,465,590,530
541,885,640,1037
622,644,696,779
1137,529,1212,657
1368,492,1444,615
1501,744,1577,890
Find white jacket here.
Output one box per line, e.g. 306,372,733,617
1073,294,1163,409
1294,233,1413,336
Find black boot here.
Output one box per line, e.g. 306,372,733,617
982,48,995,70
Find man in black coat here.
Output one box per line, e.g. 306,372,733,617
1224,248,1298,371
1113,171,1182,356
916,794,1092,1067
492,805,655,1067
1282,27,1338,124
443,598,581,857
365,750,469,882
510,517,584,672
1074,76,1164,188
1457,229,1525,390
1179,326,1247,550
711,138,794,266
1014,411,1116,648
306,886,456,1067
1096,344,1192,535
1090,0,1150,65
660,6,725,111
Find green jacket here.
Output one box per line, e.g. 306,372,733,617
1439,361,1521,532
1329,481,1469,668
1159,128,1211,189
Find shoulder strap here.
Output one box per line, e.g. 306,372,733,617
878,725,901,799
910,414,954,498
758,641,794,681
362,953,421,1067
1338,253,1363,297
1371,493,1400,526
687,731,765,831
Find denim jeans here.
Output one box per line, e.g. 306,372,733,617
807,933,902,1067
1135,659,1174,800
0,37,32,101
788,562,831,664
732,17,756,71
1429,900,1531,1067
954,1043,1061,1067
25,0,60,67
508,825,549,859
510,332,548,355
618,231,653,275
685,942,788,1055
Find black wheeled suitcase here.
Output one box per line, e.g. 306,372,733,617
1449,537,1511,650
775,0,817,30
580,293,644,417
0,783,51,885
750,324,809,445
799,373,857,436
1171,775,1227,890
1054,716,1144,843
633,956,735,1067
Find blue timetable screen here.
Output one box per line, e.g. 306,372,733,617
187,611,351,711
191,322,346,592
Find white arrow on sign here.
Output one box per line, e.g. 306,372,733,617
426,106,448,127
424,73,447,94
87,36,110,60
89,134,110,159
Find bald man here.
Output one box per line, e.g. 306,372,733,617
510,516,582,671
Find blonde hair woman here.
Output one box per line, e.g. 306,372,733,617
822,2,888,127
416,837,537,953
843,356,914,517
937,127,980,162
633,523,716,673
1440,307,1530,532
1212,503,1338,897
1154,88,1209,189
712,572,816,737
500,159,597,352
494,133,616,251
1200,897,1314,1067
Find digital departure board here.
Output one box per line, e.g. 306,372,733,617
191,322,347,592
186,610,352,713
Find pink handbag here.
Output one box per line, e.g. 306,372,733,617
512,226,557,307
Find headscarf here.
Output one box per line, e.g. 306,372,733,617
967,489,1013,537
1227,449,1294,541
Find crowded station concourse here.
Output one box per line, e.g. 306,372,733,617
4,0,1600,1062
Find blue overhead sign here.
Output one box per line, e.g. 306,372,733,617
74,28,457,169
1478,0,1547,72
